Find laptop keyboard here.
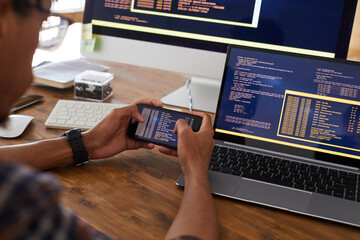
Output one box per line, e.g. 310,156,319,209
210,145,360,202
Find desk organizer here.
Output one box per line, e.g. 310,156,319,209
74,70,113,102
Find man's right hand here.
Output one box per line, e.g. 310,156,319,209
161,112,219,240
159,112,214,178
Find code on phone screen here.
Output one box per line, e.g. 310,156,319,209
135,107,195,147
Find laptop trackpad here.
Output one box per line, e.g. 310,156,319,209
235,179,311,212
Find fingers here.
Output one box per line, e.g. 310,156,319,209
173,113,213,140
132,139,155,150
131,99,163,123
131,105,145,123
173,119,191,135
158,146,178,157
180,111,212,131
199,113,212,131
144,142,155,149
136,99,163,108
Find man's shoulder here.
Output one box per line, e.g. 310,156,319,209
0,160,61,223
0,160,61,190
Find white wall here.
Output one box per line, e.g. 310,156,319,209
51,0,85,12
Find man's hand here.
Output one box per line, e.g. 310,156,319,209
82,99,162,159
159,112,214,177
160,112,218,240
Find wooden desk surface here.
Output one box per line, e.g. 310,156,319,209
348,0,360,61
1,60,360,239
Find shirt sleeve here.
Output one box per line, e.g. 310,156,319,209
0,161,111,240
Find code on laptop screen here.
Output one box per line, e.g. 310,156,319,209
215,46,360,160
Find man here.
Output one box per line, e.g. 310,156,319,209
0,0,218,239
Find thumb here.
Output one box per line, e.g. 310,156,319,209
131,106,145,123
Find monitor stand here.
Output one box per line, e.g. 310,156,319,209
161,76,221,113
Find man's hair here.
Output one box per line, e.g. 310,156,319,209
11,0,38,15
11,0,54,16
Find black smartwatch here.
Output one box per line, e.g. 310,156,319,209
61,128,89,166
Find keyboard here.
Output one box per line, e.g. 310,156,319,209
210,145,360,202
45,100,128,130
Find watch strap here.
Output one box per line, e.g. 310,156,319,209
61,128,89,166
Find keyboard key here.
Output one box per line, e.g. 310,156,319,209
316,188,332,196
316,183,326,190
219,147,228,153
210,166,221,172
345,194,356,201
318,167,328,174
328,186,345,193
46,119,57,124
294,183,305,190
309,165,319,171
346,189,356,195
232,166,241,171
281,180,294,188
329,169,339,177
220,168,232,174
57,119,66,124
305,186,316,192
333,191,344,198
347,173,357,179
342,178,356,186
210,161,221,167
334,182,348,188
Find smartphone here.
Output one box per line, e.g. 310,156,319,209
127,104,203,149
11,94,44,113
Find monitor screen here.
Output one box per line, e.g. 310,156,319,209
84,0,357,59
82,0,358,113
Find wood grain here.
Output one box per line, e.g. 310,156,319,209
348,1,360,61
59,11,84,23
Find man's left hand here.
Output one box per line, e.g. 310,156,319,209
82,99,162,159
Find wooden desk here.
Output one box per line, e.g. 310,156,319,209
1,60,360,239
348,0,360,61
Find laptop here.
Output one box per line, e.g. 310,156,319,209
176,45,360,227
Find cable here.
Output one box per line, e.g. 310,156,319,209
186,78,193,111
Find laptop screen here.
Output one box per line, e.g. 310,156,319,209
214,46,360,167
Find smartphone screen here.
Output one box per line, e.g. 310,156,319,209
128,104,202,149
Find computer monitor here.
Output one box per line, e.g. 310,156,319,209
82,0,358,112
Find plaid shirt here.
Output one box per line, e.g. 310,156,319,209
0,161,201,240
